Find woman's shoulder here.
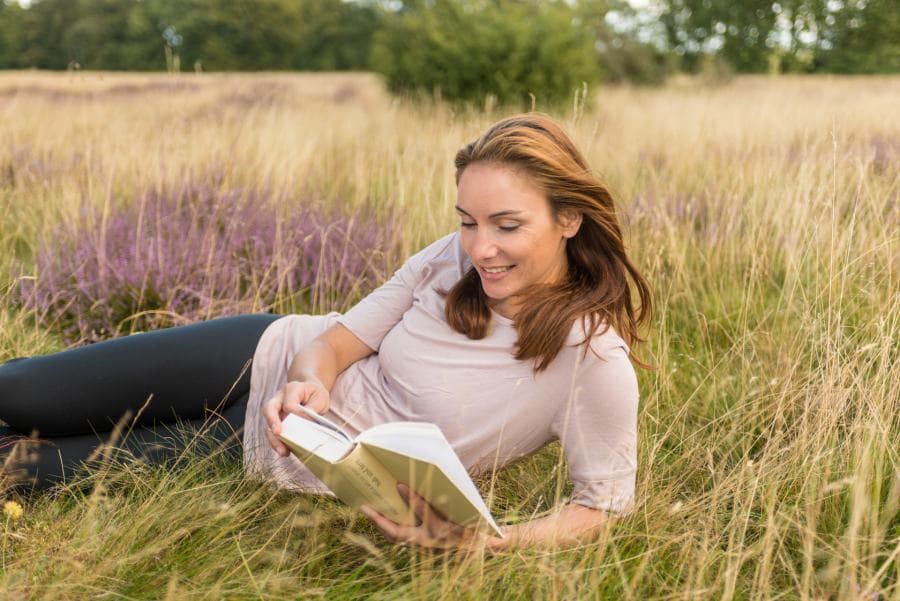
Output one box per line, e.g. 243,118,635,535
408,231,464,263
404,231,469,280
566,316,631,360
562,319,638,404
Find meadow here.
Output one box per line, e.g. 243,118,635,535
0,71,897,599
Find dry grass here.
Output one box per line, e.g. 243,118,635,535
0,71,897,599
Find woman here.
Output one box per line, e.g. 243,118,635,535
0,114,652,551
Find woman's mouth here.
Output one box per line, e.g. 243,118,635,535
479,265,514,280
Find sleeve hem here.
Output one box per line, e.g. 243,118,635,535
334,314,381,353
570,495,634,516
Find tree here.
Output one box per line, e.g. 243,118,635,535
0,2,26,68
371,0,599,108
657,0,900,74
659,0,777,73
0,0,380,72
813,0,900,73
292,0,381,70
14,0,85,68
61,0,140,70
586,0,677,84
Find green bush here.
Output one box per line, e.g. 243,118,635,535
371,0,599,109
596,36,677,85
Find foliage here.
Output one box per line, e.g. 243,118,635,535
659,0,778,73
0,0,381,71
16,181,396,344
812,0,900,74
574,0,679,85
657,0,900,74
0,3,25,69
1,0,898,84
595,30,678,85
371,0,599,108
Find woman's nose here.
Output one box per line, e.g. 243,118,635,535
471,231,499,261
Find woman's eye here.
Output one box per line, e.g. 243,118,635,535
460,222,476,228
499,225,520,232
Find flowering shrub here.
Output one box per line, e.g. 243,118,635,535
18,182,395,343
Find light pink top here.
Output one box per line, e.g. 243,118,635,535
243,232,639,512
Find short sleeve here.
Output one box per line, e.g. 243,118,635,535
336,233,459,351
550,339,639,514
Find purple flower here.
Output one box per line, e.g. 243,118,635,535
17,181,397,344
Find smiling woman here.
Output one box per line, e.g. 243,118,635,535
0,113,653,552
455,162,581,320
446,115,652,372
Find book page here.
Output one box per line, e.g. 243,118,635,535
279,413,352,462
292,405,352,443
357,422,502,535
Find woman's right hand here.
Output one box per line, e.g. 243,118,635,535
262,380,331,457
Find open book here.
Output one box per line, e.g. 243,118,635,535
277,407,503,537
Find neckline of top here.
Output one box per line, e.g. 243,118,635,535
490,309,514,326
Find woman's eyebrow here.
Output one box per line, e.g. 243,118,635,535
454,206,525,218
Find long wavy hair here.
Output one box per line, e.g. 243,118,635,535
445,113,653,371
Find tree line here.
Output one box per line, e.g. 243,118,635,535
0,0,896,105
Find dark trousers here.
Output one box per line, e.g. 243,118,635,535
0,313,282,489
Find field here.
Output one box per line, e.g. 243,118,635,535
0,71,897,599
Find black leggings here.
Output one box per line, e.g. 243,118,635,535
0,313,282,489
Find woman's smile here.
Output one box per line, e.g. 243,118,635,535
479,265,515,278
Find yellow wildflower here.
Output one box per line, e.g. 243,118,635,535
3,500,23,521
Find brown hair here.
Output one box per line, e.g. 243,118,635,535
445,113,653,371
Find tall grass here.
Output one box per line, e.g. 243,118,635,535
0,71,897,599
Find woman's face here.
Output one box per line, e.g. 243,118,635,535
456,162,581,319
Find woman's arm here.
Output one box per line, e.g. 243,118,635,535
362,484,610,552
262,323,374,455
485,502,610,551
286,323,374,392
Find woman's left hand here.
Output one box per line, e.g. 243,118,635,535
360,483,503,551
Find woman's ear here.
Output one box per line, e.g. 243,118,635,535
558,209,583,239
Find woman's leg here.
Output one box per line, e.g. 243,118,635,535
1,392,249,489
0,313,282,489
0,313,282,436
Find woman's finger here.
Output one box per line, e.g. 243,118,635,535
281,381,328,415
304,386,329,414
264,426,290,457
281,381,330,416
262,390,285,434
398,483,457,539
262,390,292,456
280,381,306,415
398,483,434,526
361,506,408,543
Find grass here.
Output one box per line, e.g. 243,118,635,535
0,71,897,599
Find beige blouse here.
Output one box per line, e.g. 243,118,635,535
243,232,639,512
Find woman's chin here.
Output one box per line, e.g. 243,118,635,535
481,287,513,308
480,284,505,300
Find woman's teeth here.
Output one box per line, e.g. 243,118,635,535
483,266,512,273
